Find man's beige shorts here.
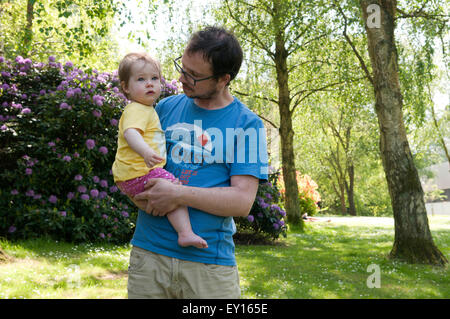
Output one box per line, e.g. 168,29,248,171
127,246,241,299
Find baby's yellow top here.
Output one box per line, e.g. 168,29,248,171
112,102,166,182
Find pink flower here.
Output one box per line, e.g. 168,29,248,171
92,110,102,118
74,174,83,181
86,139,95,150
90,189,99,198
109,185,118,193
81,194,89,201
25,168,32,175
93,95,104,106
49,195,57,204
99,146,108,154
21,108,31,114
62,155,71,162
77,185,87,193
110,118,118,126
60,211,67,217
66,89,75,98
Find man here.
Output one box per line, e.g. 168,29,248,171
128,26,268,299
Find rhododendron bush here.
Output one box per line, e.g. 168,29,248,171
235,168,288,240
279,171,321,217
0,56,178,243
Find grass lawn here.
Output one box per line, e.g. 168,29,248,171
0,216,449,299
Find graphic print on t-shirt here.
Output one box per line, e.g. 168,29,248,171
165,122,213,170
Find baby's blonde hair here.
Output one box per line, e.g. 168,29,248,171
118,52,161,98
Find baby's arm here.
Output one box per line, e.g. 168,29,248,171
124,128,163,168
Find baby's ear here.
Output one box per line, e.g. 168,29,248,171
121,81,129,94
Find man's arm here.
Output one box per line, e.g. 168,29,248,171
134,175,259,217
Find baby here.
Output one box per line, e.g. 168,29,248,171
112,52,207,249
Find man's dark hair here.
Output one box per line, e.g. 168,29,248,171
186,26,243,86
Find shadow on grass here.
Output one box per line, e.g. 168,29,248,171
1,237,131,271
236,222,450,298
2,219,449,299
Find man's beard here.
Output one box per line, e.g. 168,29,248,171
183,84,218,100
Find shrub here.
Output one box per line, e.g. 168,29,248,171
279,171,321,217
235,168,288,241
296,173,321,217
0,56,178,243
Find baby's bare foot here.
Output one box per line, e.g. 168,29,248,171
178,232,208,249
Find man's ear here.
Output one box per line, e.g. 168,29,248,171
219,74,231,87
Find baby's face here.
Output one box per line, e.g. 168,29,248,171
123,60,161,106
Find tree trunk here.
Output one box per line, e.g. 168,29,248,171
274,30,302,227
338,180,347,214
345,164,357,216
361,0,447,266
327,150,347,215
21,0,35,57
279,111,302,226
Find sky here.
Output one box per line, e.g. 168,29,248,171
113,0,448,111
113,0,217,58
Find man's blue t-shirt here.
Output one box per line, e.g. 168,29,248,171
130,94,268,266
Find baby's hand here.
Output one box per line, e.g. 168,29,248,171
143,149,164,168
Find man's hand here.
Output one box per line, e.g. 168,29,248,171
130,197,151,212
134,178,180,216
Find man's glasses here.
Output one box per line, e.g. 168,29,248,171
173,56,216,87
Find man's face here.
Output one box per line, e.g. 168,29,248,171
178,51,219,100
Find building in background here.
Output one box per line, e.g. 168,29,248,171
422,162,450,215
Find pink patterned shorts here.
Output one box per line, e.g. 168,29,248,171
117,167,176,197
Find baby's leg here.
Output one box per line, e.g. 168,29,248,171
167,207,208,249
116,183,151,212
